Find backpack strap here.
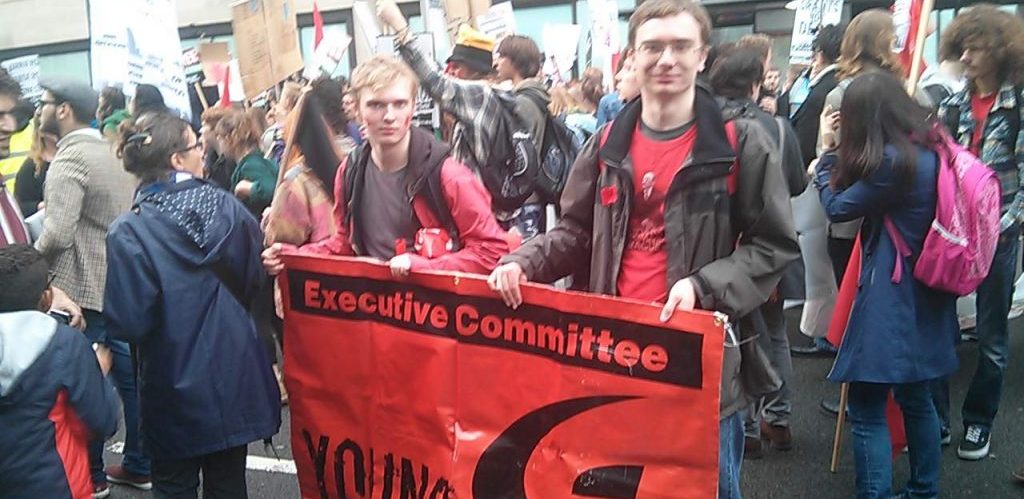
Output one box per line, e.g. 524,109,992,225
422,161,462,250
883,215,913,284
724,120,740,195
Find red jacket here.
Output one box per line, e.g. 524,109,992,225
300,127,510,275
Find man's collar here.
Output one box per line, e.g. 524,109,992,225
57,127,102,148
810,65,838,86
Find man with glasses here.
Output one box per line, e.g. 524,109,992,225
0,68,31,247
487,0,798,495
34,78,143,497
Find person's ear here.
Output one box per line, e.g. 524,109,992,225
38,287,53,313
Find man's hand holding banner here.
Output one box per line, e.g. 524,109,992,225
280,255,725,498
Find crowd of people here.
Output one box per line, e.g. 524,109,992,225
2,0,1024,498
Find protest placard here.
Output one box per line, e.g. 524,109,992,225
231,0,303,99
281,256,724,499
788,0,843,65
476,1,516,40
302,32,352,80
89,0,190,118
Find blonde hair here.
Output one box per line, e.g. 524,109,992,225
278,81,303,114
837,9,903,81
349,55,419,101
549,86,582,116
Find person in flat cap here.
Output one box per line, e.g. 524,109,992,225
445,25,496,80
36,77,144,496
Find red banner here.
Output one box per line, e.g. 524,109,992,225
280,255,725,499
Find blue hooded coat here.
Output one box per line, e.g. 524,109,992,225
104,176,280,460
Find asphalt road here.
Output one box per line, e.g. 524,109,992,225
100,307,1024,498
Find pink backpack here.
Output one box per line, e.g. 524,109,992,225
884,134,1001,295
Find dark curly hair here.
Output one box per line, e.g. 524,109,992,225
0,244,49,313
941,4,1024,86
0,68,22,100
813,24,845,64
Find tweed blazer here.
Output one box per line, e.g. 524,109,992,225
35,129,134,311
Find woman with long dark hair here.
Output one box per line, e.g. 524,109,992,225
813,72,957,498
103,112,280,497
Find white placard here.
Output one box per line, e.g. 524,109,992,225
303,32,353,80
788,0,843,65
476,2,516,40
542,24,581,83
89,0,190,118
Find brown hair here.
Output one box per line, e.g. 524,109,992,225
496,35,543,78
215,108,264,159
736,34,773,63
117,112,192,184
628,0,712,47
837,9,902,81
940,4,1024,86
200,107,232,129
579,67,605,108
349,55,419,101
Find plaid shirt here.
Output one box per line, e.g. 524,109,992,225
398,42,503,172
939,83,1024,231
35,129,134,311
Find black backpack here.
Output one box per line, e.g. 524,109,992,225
477,91,541,212
519,93,586,204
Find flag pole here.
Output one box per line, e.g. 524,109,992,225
905,0,936,95
830,382,849,473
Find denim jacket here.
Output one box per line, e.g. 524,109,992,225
939,83,1024,231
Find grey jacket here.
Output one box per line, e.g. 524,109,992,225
35,129,134,311
503,88,800,418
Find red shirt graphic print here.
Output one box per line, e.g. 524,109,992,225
616,123,697,302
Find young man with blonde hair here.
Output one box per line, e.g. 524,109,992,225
487,0,798,495
263,55,508,277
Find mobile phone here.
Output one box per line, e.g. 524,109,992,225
49,310,72,325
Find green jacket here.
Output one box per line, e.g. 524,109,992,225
231,150,279,216
100,109,131,137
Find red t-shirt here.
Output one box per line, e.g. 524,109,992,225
971,92,997,156
616,124,698,302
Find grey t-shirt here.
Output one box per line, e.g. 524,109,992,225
359,159,416,260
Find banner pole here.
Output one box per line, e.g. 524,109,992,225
194,83,210,110
830,382,850,473
905,0,936,96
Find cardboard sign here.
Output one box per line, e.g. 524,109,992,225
280,256,724,499
788,0,843,65
231,0,304,99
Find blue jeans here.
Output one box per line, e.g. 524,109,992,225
84,310,151,483
848,382,941,499
932,228,1018,432
744,299,792,437
720,411,744,499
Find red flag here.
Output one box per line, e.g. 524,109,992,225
826,237,908,459
219,64,232,108
313,1,324,50
895,0,927,80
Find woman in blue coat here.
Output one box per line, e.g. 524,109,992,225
813,72,958,499
103,112,281,498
